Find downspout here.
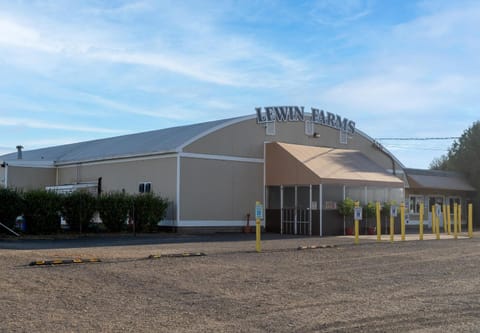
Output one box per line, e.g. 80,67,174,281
4,163,8,188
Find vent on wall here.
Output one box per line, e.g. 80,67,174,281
305,120,313,136
339,130,348,144
266,122,276,136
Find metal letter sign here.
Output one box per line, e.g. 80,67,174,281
255,201,264,220
391,206,398,217
354,207,363,220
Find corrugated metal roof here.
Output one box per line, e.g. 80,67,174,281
405,168,476,192
0,117,246,164
266,142,404,186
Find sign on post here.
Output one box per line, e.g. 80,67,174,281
354,207,363,220
255,201,264,220
390,206,398,217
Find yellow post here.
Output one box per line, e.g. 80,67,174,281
255,201,262,253
376,201,381,242
390,214,394,243
458,204,462,234
436,214,440,240
468,203,473,238
354,201,359,245
431,205,436,235
419,202,424,241
400,202,405,241
256,218,261,252
446,205,451,235
453,203,458,240
442,204,447,233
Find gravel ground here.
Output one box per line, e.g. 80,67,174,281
1,233,480,332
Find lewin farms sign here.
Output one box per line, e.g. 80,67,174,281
255,106,355,134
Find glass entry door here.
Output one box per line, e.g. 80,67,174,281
281,185,312,235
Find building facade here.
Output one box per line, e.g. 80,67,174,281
1,108,475,234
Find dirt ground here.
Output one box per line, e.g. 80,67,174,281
1,233,480,332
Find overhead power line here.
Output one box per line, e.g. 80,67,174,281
375,137,459,141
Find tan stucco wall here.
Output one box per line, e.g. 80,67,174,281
180,157,263,221
183,117,401,172
57,157,177,201
7,166,56,190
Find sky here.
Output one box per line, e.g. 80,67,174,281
0,0,479,169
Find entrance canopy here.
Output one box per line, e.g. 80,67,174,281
266,142,404,187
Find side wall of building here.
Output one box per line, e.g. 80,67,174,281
57,156,178,201
7,166,56,190
179,157,263,226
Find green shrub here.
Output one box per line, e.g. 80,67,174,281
23,190,62,234
132,193,169,232
0,188,24,229
97,192,131,232
62,191,97,232
338,197,355,217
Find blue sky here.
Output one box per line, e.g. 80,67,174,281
0,0,479,168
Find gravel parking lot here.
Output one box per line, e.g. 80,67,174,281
1,233,480,332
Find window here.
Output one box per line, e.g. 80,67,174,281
138,182,152,193
409,195,424,214
339,129,348,144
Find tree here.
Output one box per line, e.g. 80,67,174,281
430,121,480,192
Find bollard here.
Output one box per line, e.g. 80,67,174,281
400,202,405,241
390,214,394,243
376,201,381,242
354,201,359,245
436,214,440,240
431,205,436,235
468,203,473,238
256,218,261,252
453,203,458,239
419,202,424,241
458,204,462,234
447,205,451,235
443,204,447,233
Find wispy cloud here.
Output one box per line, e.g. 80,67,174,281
0,117,125,134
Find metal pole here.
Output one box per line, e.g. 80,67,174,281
376,201,381,241
468,203,473,238
400,202,405,241
354,201,359,245
419,202,424,240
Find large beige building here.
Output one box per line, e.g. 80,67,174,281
0,108,475,234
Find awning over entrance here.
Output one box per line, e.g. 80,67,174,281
265,142,404,187
404,168,476,192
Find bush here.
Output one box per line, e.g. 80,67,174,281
23,190,62,234
62,191,97,232
0,188,24,229
338,197,355,217
132,193,169,232
98,192,131,232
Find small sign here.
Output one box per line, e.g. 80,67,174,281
354,207,363,220
391,206,398,217
255,201,264,219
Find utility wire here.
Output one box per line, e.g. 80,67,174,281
375,137,459,141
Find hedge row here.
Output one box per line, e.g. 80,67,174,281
0,188,169,234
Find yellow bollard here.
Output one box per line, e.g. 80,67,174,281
419,202,424,241
354,201,359,245
431,205,436,235
390,214,394,243
376,201,381,242
436,214,440,240
458,204,462,234
400,202,405,241
443,204,447,233
453,203,458,240
468,203,473,238
256,218,261,252
447,205,451,235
